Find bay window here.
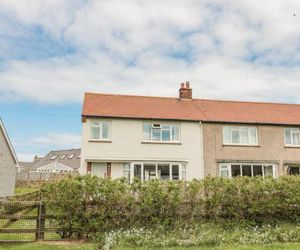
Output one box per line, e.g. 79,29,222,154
219,163,277,178
143,123,180,142
124,162,186,181
284,128,300,146
223,126,257,145
91,120,110,140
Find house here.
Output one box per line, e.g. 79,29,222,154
80,82,202,181
80,82,300,181
201,101,300,178
0,118,18,197
17,149,81,180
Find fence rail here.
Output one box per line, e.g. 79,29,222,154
0,191,40,203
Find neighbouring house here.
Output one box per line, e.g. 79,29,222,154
17,149,81,180
80,82,300,181
0,118,18,197
201,101,300,178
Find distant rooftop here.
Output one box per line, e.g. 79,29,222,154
20,148,81,172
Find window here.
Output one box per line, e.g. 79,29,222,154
50,155,57,160
131,163,185,181
134,164,142,179
144,164,156,181
143,123,180,142
242,165,252,176
172,164,179,180
123,163,131,181
181,164,186,180
253,165,263,176
219,163,276,178
91,120,110,140
231,165,241,177
157,164,170,180
220,165,229,177
68,154,74,159
223,126,257,145
60,155,66,159
284,128,300,146
289,166,300,175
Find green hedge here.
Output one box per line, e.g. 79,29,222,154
40,175,300,237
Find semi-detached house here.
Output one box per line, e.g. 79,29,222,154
80,82,300,181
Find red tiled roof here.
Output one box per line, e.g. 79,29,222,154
82,92,300,125
82,93,205,121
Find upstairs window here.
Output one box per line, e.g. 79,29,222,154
284,128,300,146
143,123,180,142
223,126,257,145
91,120,110,140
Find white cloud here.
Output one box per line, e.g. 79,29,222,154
33,132,81,147
0,0,300,104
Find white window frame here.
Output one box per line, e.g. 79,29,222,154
219,163,277,178
181,164,187,180
90,120,111,141
223,126,258,146
142,122,180,143
284,128,300,147
127,162,186,182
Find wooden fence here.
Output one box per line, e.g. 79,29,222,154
0,198,70,243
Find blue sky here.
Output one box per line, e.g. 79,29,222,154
0,102,82,160
1,0,300,161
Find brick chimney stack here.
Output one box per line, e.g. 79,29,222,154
179,81,192,100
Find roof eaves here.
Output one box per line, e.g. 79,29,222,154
81,114,200,122
201,120,300,126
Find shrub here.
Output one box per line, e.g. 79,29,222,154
40,175,300,238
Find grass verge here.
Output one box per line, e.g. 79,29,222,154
0,242,96,250
14,188,39,195
1,242,300,250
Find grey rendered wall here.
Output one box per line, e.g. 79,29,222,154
0,128,16,197
203,123,300,177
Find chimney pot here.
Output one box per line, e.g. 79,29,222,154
179,81,192,100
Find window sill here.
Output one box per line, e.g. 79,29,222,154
89,139,112,143
285,145,300,148
222,144,260,147
141,141,182,145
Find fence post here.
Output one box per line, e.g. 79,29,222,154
36,202,46,241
